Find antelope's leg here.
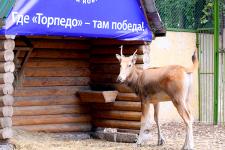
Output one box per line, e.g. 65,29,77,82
136,99,151,146
173,101,194,150
153,103,165,145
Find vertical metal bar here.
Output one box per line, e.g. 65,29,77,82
213,0,220,125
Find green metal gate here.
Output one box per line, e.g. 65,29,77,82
198,0,225,124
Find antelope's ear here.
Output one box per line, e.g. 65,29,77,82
131,54,137,64
116,54,121,62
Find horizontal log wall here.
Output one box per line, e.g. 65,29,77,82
90,40,145,131
13,37,92,133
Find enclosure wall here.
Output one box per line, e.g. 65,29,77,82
13,37,92,132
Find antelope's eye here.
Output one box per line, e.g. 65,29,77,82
128,64,132,67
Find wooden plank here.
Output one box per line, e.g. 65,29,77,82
23,77,90,86
93,110,141,121
14,86,90,97
77,90,118,103
13,114,91,126
93,119,140,130
91,64,120,74
14,95,80,107
18,49,90,59
14,123,91,132
24,67,90,77
24,59,89,68
90,83,133,93
13,105,90,116
91,101,141,111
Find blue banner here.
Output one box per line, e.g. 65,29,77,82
0,0,152,41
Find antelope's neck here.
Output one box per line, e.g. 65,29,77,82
126,66,142,93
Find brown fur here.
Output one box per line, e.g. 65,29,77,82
116,48,198,149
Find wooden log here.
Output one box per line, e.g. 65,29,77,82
94,119,140,130
77,90,118,103
0,50,14,61
0,61,15,73
92,101,141,111
91,39,145,45
0,106,13,117
93,110,141,121
91,46,143,55
0,117,12,128
117,93,140,101
14,86,90,97
14,95,80,107
0,128,13,139
0,95,14,106
27,39,90,49
24,59,89,68
23,77,90,87
18,49,90,59
0,84,14,95
90,55,143,64
114,84,133,93
89,83,133,93
13,114,91,126
24,67,90,77
0,73,15,84
0,40,15,51
91,74,118,84
14,123,91,133
13,105,89,116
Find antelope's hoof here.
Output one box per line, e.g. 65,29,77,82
158,137,165,146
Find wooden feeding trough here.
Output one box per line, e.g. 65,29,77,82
77,90,118,103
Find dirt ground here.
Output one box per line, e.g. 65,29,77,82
10,122,225,150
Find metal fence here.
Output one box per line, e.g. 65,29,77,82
197,0,225,124
155,0,214,30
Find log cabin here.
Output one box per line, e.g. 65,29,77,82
0,0,166,145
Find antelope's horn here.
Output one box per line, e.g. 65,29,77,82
120,45,123,56
133,49,138,55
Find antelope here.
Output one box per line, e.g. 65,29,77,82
116,46,198,150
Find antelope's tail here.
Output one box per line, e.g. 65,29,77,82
185,48,199,73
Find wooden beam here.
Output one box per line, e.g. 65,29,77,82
93,110,141,121
24,67,90,77
14,86,90,97
13,105,89,116
14,95,80,107
77,90,118,103
13,114,91,126
14,123,91,133
23,77,90,87
93,119,140,130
